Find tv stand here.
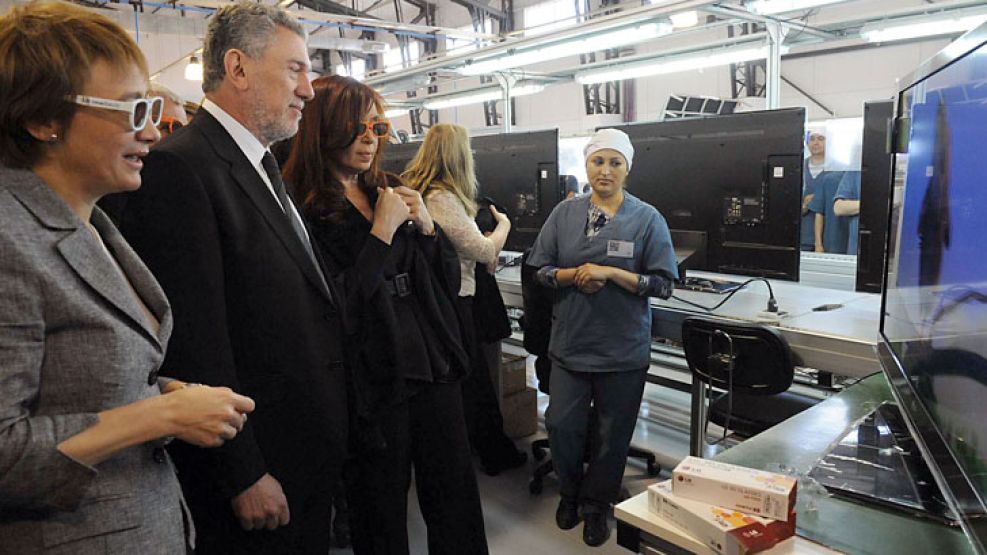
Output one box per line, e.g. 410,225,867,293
808,403,958,525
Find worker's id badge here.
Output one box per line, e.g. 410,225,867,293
607,240,634,259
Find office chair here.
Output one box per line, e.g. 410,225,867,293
528,400,660,495
681,317,815,458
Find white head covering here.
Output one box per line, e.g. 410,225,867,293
584,128,635,171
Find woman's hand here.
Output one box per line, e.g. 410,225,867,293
490,205,511,228
575,263,611,285
394,186,435,235
371,186,411,245
163,385,255,447
574,263,612,294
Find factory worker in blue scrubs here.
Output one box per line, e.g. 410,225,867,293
527,128,678,547
833,171,862,255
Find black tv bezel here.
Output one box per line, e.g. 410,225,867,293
855,100,894,294
878,23,987,552
603,107,805,281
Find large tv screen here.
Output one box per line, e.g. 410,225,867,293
380,130,560,251
880,22,987,550
609,108,805,281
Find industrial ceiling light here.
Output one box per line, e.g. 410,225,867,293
860,8,987,43
746,0,844,15
669,11,699,29
306,35,391,54
575,45,771,85
422,83,546,110
459,20,671,76
384,108,414,118
184,54,203,81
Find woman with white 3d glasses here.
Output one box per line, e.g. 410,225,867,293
0,3,254,552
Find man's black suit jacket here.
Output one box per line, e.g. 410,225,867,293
111,108,347,507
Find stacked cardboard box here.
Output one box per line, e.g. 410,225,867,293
500,354,536,438
646,458,798,555
501,353,527,397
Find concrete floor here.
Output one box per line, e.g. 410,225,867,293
329,355,720,554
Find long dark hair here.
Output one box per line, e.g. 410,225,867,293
283,75,389,222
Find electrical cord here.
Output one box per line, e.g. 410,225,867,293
671,277,778,314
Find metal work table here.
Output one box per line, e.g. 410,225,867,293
495,266,882,378
614,373,973,554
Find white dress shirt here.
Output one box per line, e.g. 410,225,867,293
200,99,310,239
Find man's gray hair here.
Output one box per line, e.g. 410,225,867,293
202,3,306,93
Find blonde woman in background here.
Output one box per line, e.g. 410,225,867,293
402,124,527,476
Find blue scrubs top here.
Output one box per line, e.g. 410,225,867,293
801,161,820,250
834,171,861,256
808,170,850,254
528,193,678,373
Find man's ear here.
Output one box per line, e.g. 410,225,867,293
224,49,250,92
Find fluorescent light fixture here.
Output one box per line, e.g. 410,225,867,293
384,108,413,119
746,0,843,15
459,20,670,76
184,55,202,81
422,83,545,110
861,9,987,43
576,45,771,85
307,36,390,54
669,11,698,29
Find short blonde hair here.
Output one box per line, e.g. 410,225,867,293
0,1,148,168
401,123,478,216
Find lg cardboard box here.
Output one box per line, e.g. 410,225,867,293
673,457,796,522
501,386,537,438
648,481,795,555
500,354,527,397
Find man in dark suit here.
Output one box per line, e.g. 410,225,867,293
109,4,344,553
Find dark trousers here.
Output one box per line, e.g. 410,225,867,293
186,467,334,554
545,365,648,513
456,296,519,464
346,380,489,555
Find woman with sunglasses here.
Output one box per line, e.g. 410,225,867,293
148,84,188,139
0,4,254,552
283,75,488,555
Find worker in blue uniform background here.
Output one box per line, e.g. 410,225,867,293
833,171,862,256
802,130,848,253
527,128,677,548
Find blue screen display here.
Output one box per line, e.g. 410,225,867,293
884,38,987,503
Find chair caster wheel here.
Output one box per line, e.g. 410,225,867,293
529,479,543,495
647,460,660,476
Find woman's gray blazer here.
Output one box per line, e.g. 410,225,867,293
0,166,187,554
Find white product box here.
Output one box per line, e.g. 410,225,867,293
648,481,796,555
672,457,797,522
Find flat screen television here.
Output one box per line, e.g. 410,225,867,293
879,22,987,551
380,130,561,251
856,100,895,294
608,108,804,281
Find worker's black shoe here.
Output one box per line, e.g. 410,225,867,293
582,512,610,547
555,499,581,530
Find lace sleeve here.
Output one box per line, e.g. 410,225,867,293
425,190,498,266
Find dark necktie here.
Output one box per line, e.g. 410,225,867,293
260,152,331,299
